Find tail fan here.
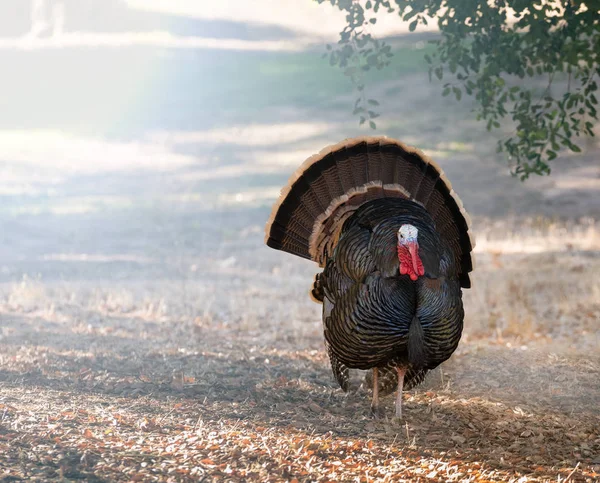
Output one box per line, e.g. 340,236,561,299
265,136,475,288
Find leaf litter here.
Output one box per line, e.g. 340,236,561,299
1,308,598,482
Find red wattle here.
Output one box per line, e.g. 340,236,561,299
397,243,424,281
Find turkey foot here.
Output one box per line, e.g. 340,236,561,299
370,368,383,418
395,366,407,419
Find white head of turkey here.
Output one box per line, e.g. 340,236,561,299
265,136,475,419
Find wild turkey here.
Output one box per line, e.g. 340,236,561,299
265,136,474,418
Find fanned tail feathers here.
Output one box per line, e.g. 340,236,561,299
264,136,474,289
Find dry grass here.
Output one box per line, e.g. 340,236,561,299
465,217,600,348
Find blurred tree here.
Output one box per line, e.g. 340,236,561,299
317,0,599,179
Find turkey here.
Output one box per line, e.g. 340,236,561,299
265,136,474,418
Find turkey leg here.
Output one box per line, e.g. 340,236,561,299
395,367,406,418
370,367,380,417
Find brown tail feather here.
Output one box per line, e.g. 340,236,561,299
333,146,357,192
367,142,382,181
415,163,441,207
265,136,475,288
348,142,369,186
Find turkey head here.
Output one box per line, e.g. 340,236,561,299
397,224,425,281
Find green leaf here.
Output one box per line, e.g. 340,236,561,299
404,9,418,21
366,54,378,66
367,99,380,106
409,20,418,32
369,120,377,129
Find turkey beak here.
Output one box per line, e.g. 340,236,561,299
407,240,421,277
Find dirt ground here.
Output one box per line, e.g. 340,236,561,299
1,18,600,483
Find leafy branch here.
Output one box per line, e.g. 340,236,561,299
320,0,394,129
317,0,599,179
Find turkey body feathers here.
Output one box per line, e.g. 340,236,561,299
321,198,464,389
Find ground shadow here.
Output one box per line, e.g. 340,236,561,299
1,329,598,481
